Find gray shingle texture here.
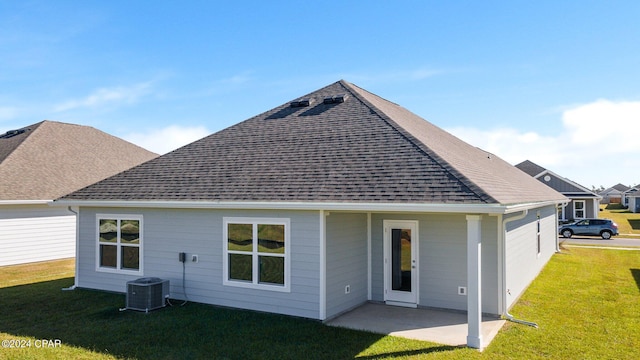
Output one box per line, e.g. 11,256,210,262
60,81,566,205
0,121,158,200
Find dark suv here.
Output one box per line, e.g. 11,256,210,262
559,219,619,239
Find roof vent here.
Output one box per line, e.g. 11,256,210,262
323,94,347,104
0,129,26,139
290,98,311,108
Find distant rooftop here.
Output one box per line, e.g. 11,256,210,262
0,120,158,200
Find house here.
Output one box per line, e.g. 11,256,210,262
599,183,630,204
626,188,640,213
54,80,567,349
622,186,639,208
0,120,157,266
515,160,600,222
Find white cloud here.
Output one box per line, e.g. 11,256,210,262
445,99,640,188
563,99,640,152
123,125,210,155
54,82,152,112
447,127,567,166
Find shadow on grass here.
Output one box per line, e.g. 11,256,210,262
0,278,459,359
631,269,640,292
628,219,640,231
355,346,461,359
605,203,633,214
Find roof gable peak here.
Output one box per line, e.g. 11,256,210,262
59,80,566,206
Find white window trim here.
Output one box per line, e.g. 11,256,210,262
223,217,291,292
573,200,586,219
95,214,144,275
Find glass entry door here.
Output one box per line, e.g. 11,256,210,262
383,220,418,306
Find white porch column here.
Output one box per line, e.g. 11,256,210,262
466,215,483,349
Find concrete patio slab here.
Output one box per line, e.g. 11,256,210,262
326,303,506,349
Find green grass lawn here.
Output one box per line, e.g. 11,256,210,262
1,248,639,359
600,203,640,237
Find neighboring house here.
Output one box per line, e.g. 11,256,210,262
629,192,640,213
54,80,567,349
622,186,639,208
0,121,157,266
515,160,601,222
599,183,630,204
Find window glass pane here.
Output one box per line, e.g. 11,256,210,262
229,254,252,281
99,219,117,243
391,229,412,292
259,256,284,285
228,224,253,251
100,245,117,268
121,246,139,270
121,220,140,244
258,224,285,254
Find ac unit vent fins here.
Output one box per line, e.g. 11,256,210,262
323,94,347,104
125,277,170,313
290,98,311,108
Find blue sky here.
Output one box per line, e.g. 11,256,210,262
1,1,639,189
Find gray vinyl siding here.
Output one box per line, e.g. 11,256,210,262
566,202,574,220
0,204,75,266
370,213,499,314
562,198,598,220
539,174,583,193
504,205,557,309
586,199,598,218
325,212,368,319
632,196,640,213
480,216,499,315
76,207,321,319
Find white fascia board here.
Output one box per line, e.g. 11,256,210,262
51,199,564,214
565,195,602,200
0,200,50,205
502,200,567,214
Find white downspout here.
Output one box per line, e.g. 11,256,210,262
62,206,79,291
556,202,569,252
501,209,538,328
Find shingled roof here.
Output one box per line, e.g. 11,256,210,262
515,159,598,198
0,121,158,200
60,81,565,206
515,160,547,177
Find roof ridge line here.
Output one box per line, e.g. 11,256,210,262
0,121,43,166
341,81,496,204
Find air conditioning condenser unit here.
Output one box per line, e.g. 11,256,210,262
126,277,170,313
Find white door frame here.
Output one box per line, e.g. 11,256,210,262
383,220,419,307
